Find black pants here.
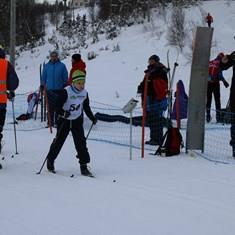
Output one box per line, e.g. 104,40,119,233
0,108,6,142
206,82,221,117
207,21,212,28
46,117,90,165
231,114,235,155
47,90,60,127
147,104,164,143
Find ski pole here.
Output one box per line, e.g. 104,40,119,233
141,74,149,158
34,87,41,120
11,99,19,155
86,123,94,139
36,119,66,175
44,87,53,134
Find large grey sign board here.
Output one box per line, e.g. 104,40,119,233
186,27,213,152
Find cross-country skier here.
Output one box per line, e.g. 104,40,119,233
45,69,97,176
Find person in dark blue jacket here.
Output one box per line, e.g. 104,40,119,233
0,47,19,169
42,51,68,127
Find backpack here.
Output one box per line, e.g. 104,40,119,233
154,127,183,157
208,59,220,80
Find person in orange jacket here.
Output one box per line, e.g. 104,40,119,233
206,13,213,28
0,47,19,168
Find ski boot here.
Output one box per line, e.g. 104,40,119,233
206,114,211,123
0,163,2,170
80,164,94,177
47,158,56,173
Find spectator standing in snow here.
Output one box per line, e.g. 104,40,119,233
68,53,86,85
206,53,229,122
137,55,168,145
41,51,68,127
221,51,235,157
218,51,235,157
46,69,97,176
206,13,213,28
0,47,19,169
230,63,235,157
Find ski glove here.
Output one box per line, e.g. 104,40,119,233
92,117,97,125
223,80,229,88
7,91,15,101
61,110,70,119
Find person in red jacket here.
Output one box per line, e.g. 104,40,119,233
68,54,86,85
206,13,213,28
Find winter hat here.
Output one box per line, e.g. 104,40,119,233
149,54,160,62
72,69,86,83
0,47,6,59
72,53,81,62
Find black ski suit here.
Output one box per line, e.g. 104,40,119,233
46,87,96,165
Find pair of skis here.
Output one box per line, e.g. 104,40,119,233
167,49,179,120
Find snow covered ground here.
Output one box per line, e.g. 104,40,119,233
1,1,235,234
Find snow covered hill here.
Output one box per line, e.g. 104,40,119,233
1,1,235,235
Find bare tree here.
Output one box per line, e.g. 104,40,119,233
167,6,186,51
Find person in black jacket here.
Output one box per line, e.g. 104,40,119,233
228,53,235,157
219,51,235,157
230,66,235,157
137,55,168,145
45,69,97,176
0,47,19,169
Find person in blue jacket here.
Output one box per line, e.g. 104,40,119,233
42,51,68,127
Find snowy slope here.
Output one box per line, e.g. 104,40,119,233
1,1,235,235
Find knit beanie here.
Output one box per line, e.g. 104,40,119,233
72,53,81,62
72,69,86,83
149,54,160,62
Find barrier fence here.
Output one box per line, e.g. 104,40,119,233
4,93,235,164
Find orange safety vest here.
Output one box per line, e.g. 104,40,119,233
0,58,8,103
